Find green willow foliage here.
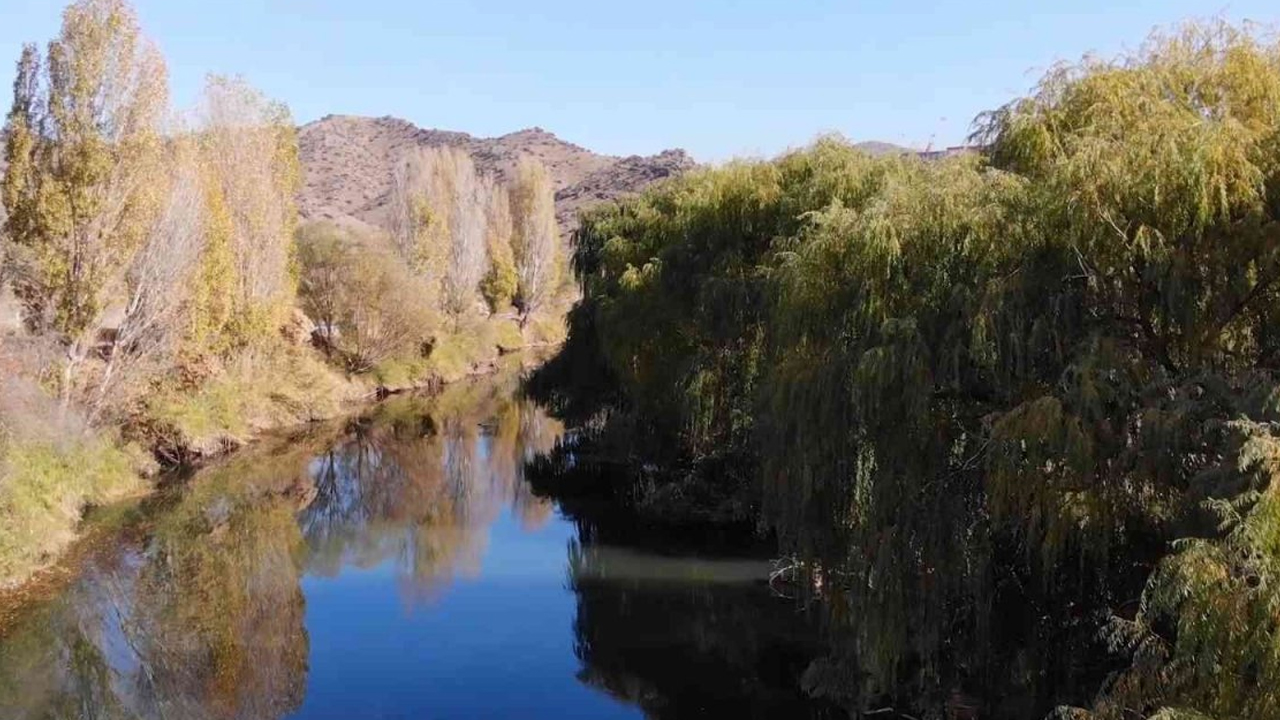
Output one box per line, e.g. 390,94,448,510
549,23,1280,719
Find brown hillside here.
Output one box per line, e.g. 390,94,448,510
298,115,695,236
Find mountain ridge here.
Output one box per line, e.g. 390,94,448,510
297,114,696,237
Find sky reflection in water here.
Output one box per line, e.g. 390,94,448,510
0,381,826,720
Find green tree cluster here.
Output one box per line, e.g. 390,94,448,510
538,22,1280,719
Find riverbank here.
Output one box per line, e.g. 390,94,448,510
0,319,563,595
0,377,834,719
139,312,565,465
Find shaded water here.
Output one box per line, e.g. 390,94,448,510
0,376,830,719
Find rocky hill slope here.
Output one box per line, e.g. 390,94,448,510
297,115,695,236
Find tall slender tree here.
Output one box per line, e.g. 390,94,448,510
0,45,42,298
1,0,168,342
388,147,442,281
480,181,518,313
386,145,490,323
509,156,561,321
92,138,204,418
190,74,300,352
439,149,488,322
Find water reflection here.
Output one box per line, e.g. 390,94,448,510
0,466,312,719
0,374,831,719
568,544,838,719
297,390,555,604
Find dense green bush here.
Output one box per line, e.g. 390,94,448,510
537,23,1280,718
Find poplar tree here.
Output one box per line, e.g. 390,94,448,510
190,74,300,351
387,145,490,323
0,0,168,342
387,147,445,284
439,149,488,322
509,156,561,321
480,182,518,313
0,45,42,297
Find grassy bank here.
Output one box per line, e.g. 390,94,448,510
0,439,144,587
141,311,565,464
0,311,564,591
0,377,149,589
140,343,361,463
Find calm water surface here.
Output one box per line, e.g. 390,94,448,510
0,378,828,719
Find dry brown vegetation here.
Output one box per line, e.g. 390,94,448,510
297,221,434,372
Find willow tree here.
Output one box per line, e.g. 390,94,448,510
0,0,168,350
971,23,1280,719
189,74,300,353
540,21,1280,718
509,156,562,321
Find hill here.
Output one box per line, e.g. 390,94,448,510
297,115,696,236
852,140,915,157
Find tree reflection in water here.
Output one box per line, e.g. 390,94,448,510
0,434,318,720
566,542,841,720
0,374,838,719
298,381,559,605
0,375,562,719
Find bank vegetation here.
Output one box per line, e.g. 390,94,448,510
531,22,1280,719
0,0,573,588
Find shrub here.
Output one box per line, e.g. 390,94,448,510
297,221,436,372
142,343,353,461
0,377,145,587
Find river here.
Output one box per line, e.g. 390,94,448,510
0,374,835,719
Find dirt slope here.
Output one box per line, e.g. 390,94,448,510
297,115,695,236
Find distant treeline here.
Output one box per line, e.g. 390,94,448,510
532,22,1280,719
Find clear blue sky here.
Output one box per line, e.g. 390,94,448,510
1,1,1274,161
